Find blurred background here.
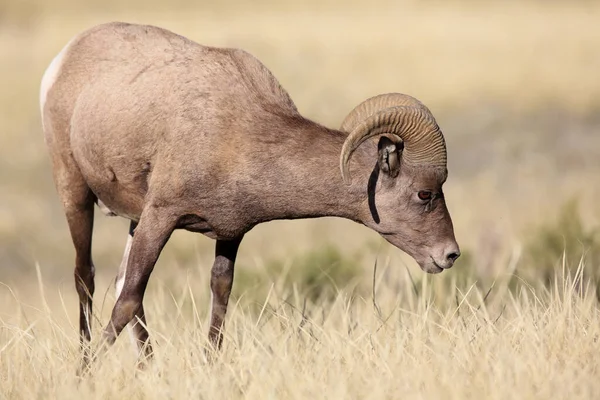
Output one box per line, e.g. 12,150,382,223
1,0,599,309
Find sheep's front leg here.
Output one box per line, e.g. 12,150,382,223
115,221,153,361
102,205,176,348
208,237,243,349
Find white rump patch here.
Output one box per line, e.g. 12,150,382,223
39,36,77,127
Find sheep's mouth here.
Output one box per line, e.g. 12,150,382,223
378,233,444,274
427,257,445,274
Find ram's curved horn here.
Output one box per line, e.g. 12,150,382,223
339,94,446,184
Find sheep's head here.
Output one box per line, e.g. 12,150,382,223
340,93,460,274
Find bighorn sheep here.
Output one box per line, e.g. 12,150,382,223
40,22,460,365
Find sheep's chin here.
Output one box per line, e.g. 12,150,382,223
420,262,444,274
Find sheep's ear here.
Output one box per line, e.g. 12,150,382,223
377,136,402,178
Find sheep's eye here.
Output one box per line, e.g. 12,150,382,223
418,190,432,201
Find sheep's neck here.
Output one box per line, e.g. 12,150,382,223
255,116,373,225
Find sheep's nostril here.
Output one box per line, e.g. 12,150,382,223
447,251,461,263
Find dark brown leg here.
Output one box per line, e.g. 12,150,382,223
62,190,96,369
45,117,96,372
208,237,243,349
115,221,153,360
102,205,176,348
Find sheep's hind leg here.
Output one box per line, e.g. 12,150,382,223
115,220,153,363
208,237,243,350
55,175,96,371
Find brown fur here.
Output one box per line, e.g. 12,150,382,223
41,22,459,368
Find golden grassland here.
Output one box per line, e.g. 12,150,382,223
1,0,600,398
2,261,600,399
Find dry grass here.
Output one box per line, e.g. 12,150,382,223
1,0,600,398
1,259,599,399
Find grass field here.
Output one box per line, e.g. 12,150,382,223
1,0,600,398
2,261,600,399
